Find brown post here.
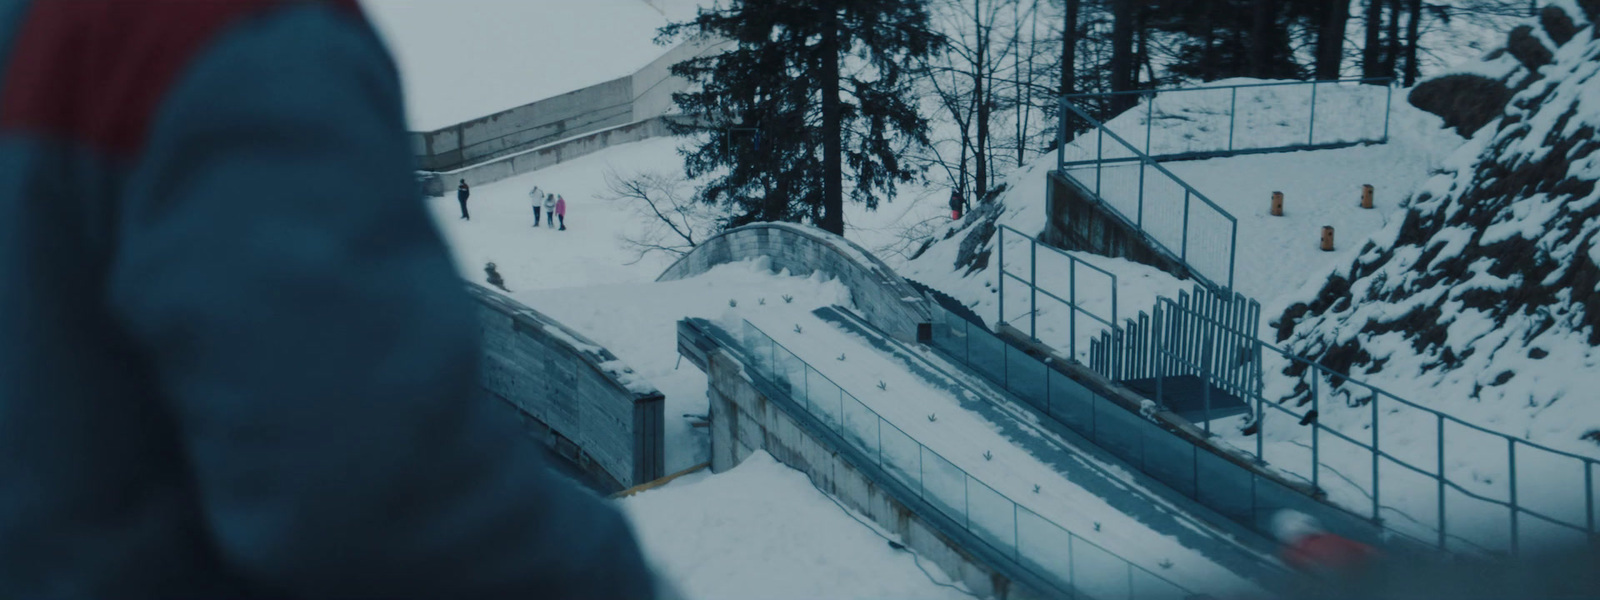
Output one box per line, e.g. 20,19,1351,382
1321,226,1335,251
1361,184,1375,209
1271,191,1284,216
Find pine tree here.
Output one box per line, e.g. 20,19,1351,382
661,0,940,235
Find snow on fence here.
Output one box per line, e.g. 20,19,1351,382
732,319,1194,600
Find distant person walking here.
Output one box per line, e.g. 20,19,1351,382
457,179,471,220
949,190,963,220
530,185,544,227
543,193,556,228
556,195,567,231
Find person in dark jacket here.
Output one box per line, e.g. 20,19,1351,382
950,190,963,220
0,1,659,598
457,179,471,219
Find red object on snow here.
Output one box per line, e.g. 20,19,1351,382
1280,533,1377,576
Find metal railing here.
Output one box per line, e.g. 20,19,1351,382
1150,298,1600,557
1054,100,1239,291
995,225,1119,360
1060,78,1394,164
734,319,1194,600
926,301,1409,556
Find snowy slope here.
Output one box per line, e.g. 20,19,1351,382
362,0,708,130
622,451,973,600
1274,9,1600,460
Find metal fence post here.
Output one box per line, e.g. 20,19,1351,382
1137,158,1147,228
1308,81,1319,145
1509,439,1519,556
1228,86,1238,152
1096,123,1104,197
1069,260,1078,359
1229,222,1239,291
1312,374,1320,490
1383,82,1394,142
1438,413,1447,550
1587,461,1596,545
1057,96,1067,172
1030,242,1038,340
1372,395,1381,522
998,228,1007,327
1181,190,1191,262
1203,326,1214,436
1145,92,1155,157
1255,348,1265,462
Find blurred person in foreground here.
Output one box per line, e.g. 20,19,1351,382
0,1,660,597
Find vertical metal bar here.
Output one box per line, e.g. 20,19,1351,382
998,228,1006,327
1068,533,1076,590
1308,81,1319,145
1256,345,1265,461
1069,260,1078,360
1229,221,1239,291
1013,503,1020,560
1203,326,1213,436
878,416,884,468
1181,190,1191,262
919,445,925,498
1382,82,1394,142
1030,242,1038,340
1510,439,1519,556
1372,393,1381,522
1144,92,1155,156
1228,87,1238,152
1096,125,1104,197
1127,564,1135,600
1438,414,1447,550
1312,373,1320,491
964,476,971,529
1137,158,1147,228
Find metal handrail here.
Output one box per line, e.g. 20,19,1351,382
1061,77,1394,100
735,319,1195,599
996,225,1119,358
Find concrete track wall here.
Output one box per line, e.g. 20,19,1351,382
658,223,935,344
468,284,665,491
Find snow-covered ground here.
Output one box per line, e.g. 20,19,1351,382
362,0,707,130
622,451,973,600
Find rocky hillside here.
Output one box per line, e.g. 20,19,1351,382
1274,2,1600,452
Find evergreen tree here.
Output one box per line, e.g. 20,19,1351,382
661,0,940,235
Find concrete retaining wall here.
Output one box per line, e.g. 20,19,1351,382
412,37,727,173
468,284,665,491
657,223,935,344
676,319,1052,599
426,116,687,191
1042,170,1202,287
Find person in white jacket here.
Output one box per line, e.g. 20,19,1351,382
529,185,544,227
543,193,557,228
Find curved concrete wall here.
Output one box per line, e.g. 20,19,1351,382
467,284,665,491
658,223,934,343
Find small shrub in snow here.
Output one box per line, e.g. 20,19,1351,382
1408,74,1512,137
793,324,803,334
758,297,766,306
1159,559,1174,570
1541,6,1578,46
1033,484,1041,494
1093,522,1101,532
782,294,794,304
877,380,887,391
729,299,737,308
927,413,937,422
837,353,847,361
1507,25,1554,70
982,450,993,461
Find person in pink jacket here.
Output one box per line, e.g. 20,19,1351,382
556,195,568,231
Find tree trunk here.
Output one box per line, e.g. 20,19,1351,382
974,0,990,201
1250,0,1275,78
1382,0,1401,78
1315,0,1351,79
1061,0,1079,97
1362,0,1383,78
1403,0,1422,85
1109,0,1137,113
820,3,845,234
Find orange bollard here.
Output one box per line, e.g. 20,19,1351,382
1361,184,1375,209
1321,226,1335,251
1271,191,1285,216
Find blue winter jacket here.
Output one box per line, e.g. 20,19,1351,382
0,1,655,597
